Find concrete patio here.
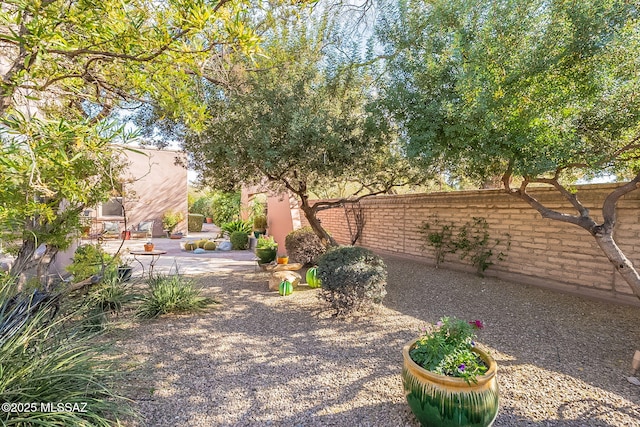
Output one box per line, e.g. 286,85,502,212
100,223,259,277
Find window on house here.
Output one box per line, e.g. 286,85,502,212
100,197,124,218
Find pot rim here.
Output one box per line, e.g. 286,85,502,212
403,337,497,390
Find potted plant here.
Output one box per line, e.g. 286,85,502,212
255,236,278,264
162,210,185,237
253,215,267,238
116,255,133,282
276,253,289,264
144,241,154,252
402,317,498,427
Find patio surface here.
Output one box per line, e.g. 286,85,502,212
106,243,640,426
100,223,259,276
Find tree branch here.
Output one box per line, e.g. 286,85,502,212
601,171,640,231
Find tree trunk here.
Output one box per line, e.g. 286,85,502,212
506,176,640,302
9,236,59,291
299,203,338,248
594,232,640,299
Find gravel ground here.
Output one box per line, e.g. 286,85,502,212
112,255,640,426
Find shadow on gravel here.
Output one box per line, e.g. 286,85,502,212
112,256,640,426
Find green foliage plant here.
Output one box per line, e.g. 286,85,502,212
229,231,249,250
418,214,457,268
419,216,510,275
456,218,511,276
85,268,136,316
162,210,185,233
66,244,114,283
256,236,278,251
137,274,211,318
221,220,252,235
211,192,241,225
410,317,488,384
285,226,327,267
0,283,135,425
317,246,387,317
188,214,204,232
1,117,128,284
253,215,267,231
190,197,213,218
377,0,640,299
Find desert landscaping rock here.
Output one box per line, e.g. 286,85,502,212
114,255,640,426
268,271,302,291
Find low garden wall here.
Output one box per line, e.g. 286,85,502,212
301,183,640,307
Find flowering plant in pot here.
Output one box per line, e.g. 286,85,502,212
402,317,498,427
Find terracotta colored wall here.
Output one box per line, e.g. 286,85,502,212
242,185,299,253
299,184,640,307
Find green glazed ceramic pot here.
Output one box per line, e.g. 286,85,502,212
255,247,277,264
402,338,499,427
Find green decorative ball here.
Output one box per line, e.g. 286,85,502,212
279,280,293,296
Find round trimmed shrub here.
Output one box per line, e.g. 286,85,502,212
285,226,327,267
230,231,248,250
196,239,208,249
203,241,217,251
184,242,197,251
317,246,387,317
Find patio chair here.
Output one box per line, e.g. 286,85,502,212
130,220,154,239
101,221,120,240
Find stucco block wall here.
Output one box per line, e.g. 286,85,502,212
301,184,640,307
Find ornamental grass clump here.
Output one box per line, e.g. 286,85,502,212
137,274,212,318
410,317,488,384
0,281,135,425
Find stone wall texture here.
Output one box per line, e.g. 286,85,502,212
299,184,640,307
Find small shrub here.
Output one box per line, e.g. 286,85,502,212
188,214,204,232
285,226,327,267
66,244,113,282
137,274,211,318
229,231,249,250
195,239,208,249
317,246,387,317
162,209,185,232
184,242,197,251
203,241,217,250
253,215,267,231
455,217,511,276
86,269,136,315
418,214,457,268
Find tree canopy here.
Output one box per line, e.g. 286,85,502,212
379,0,640,184
0,0,267,284
185,8,423,245
377,0,640,298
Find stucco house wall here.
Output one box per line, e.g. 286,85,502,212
121,146,188,237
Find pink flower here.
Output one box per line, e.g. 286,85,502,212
469,319,484,329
